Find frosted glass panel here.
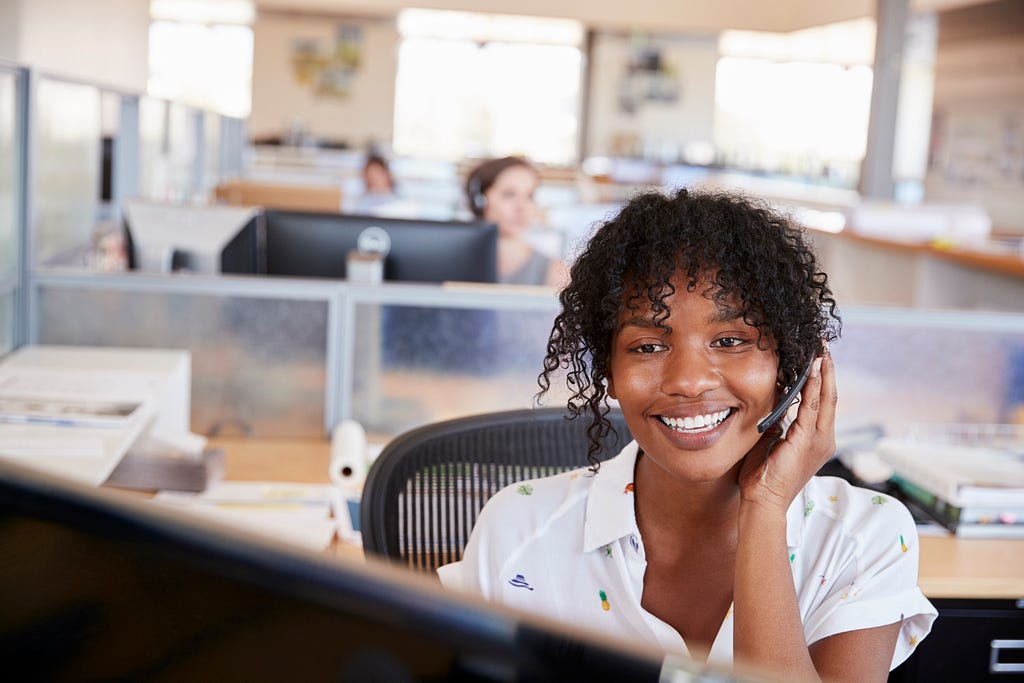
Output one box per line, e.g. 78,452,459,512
0,71,17,276
36,287,330,437
138,96,168,201
351,302,1024,440
0,290,12,357
351,303,562,436
833,311,1024,433
202,110,221,197
166,102,198,202
35,79,101,265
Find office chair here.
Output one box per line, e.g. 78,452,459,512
360,407,632,573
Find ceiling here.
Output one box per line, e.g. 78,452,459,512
253,0,996,33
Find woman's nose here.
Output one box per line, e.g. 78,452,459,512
661,346,719,397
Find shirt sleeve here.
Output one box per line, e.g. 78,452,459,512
802,492,938,670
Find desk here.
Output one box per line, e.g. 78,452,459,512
208,436,1024,599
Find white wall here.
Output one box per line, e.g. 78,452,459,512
0,2,22,62
584,32,719,160
11,0,149,92
249,12,398,147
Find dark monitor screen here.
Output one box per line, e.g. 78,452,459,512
0,461,740,682
263,210,498,283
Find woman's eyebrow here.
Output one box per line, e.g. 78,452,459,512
708,307,744,324
616,315,659,331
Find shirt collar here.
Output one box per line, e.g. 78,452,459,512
583,439,805,551
583,440,641,552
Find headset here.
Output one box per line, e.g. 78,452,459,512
757,345,821,433
468,174,486,215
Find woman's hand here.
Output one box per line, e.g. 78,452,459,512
737,348,837,514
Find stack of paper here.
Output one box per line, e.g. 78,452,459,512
877,437,1024,538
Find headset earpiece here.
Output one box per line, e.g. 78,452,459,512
468,175,486,214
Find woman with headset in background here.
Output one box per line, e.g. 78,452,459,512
466,157,569,287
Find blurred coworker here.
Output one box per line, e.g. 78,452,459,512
353,154,398,214
466,156,568,287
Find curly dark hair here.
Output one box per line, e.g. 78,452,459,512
537,188,841,466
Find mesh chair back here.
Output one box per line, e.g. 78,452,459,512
361,408,631,573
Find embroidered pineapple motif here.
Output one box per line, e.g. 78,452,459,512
804,500,815,517
517,484,534,496
900,535,908,553
871,495,888,506
829,495,839,503
599,590,611,611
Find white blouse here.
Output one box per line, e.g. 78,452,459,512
438,440,937,669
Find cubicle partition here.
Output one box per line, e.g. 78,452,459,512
0,64,245,354
31,272,336,438
28,266,1024,440
0,63,25,358
34,76,103,268
29,271,564,438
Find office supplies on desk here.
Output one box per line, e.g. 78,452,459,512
0,367,155,427
877,429,1024,538
104,428,224,493
892,475,1024,539
155,481,336,551
0,434,105,459
877,437,1024,508
0,346,192,485
329,419,369,489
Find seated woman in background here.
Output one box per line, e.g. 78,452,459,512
439,189,936,681
466,156,568,287
352,154,398,214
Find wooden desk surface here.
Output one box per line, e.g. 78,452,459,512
210,437,1024,600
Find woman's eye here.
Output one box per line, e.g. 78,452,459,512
715,337,745,348
633,343,663,354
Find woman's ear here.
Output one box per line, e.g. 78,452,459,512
606,373,617,400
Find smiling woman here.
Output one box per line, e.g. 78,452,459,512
439,188,938,683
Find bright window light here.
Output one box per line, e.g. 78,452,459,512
398,9,583,46
150,0,254,25
393,9,583,164
148,20,253,118
713,19,876,187
720,18,875,65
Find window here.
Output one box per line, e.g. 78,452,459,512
713,19,875,188
147,0,253,118
393,10,583,165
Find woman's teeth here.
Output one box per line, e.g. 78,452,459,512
659,409,731,433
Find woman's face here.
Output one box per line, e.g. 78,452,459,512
606,272,779,484
364,163,392,194
483,165,538,238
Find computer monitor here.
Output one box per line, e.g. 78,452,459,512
0,460,750,682
123,201,260,275
263,210,498,283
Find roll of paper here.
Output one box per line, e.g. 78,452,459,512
329,420,368,490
